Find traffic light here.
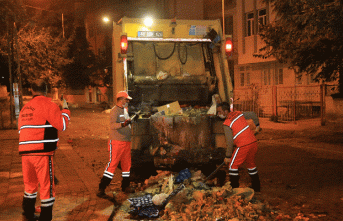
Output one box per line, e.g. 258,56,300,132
225,37,233,57
120,35,128,54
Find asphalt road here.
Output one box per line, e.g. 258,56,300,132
254,128,343,220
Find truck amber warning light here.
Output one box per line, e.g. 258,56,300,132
121,35,128,54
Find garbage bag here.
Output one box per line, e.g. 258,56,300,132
175,168,192,183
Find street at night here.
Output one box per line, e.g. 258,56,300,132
1,0,343,220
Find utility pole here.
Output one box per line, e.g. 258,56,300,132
6,15,14,127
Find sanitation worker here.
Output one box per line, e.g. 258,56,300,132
216,102,261,192
97,91,134,197
18,79,70,221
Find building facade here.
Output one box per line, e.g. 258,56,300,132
233,0,332,121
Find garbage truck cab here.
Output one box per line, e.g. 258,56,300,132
112,17,234,168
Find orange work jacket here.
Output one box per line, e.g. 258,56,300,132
18,95,70,155
223,111,256,148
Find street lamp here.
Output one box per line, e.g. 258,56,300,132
103,17,110,23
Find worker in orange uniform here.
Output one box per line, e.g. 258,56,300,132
18,79,70,221
97,91,134,197
216,102,261,192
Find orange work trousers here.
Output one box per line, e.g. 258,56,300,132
103,140,131,179
22,155,55,205
229,141,258,171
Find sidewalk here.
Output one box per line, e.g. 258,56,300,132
0,130,128,221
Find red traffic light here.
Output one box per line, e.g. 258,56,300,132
120,35,128,54
225,37,233,56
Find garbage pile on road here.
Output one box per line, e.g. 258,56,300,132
118,169,284,220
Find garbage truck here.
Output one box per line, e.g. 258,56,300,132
112,17,234,169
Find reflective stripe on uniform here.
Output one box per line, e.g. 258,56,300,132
20,125,53,131
19,138,59,145
24,191,37,199
62,113,70,121
41,197,55,207
233,125,249,140
122,171,130,177
229,147,240,173
230,114,243,128
62,113,70,131
248,167,258,175
104,171,114,179
104,141,113,175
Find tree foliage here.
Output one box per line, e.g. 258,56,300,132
17,26,71,87
63,26,97,90
257,0,343,88
0,0,72,88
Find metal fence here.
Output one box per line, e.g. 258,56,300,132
233,84,338,122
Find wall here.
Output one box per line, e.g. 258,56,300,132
167,0,204,20
326,97,343,120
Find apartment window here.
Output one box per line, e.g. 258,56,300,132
247,73,250,85
258,9,267,33
246,12,254,37
263,69,271,85
240,73,245,86
274,68,284,85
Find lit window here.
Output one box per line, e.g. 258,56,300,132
246,12,254,37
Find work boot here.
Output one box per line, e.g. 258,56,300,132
229,175,240,189
249,173,261,192
97,176,112,198
216,170,227,187
22,197,37,221
39,205,52,221
96,188,106,198
121,177,130,192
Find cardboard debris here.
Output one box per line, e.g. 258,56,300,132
156,101,182,115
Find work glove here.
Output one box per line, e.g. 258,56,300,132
62,99,69,109
254,126,262,135
121,119,131,127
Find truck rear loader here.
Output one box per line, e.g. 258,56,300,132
112,17,234,169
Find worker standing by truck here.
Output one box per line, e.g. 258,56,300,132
97,91,134,197
18,79,70,221
216,102,261,193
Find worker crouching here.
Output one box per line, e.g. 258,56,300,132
216,102,261,193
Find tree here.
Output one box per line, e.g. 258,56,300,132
63,26,97,90
257,0,343,94
0,0,72,88
17,25,71,87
